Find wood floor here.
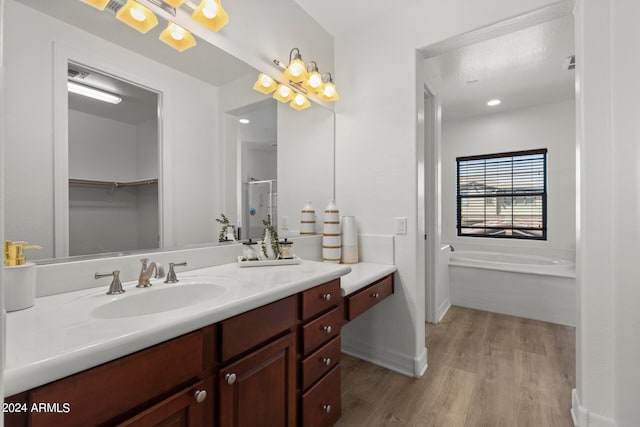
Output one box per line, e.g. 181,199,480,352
336,306,575,427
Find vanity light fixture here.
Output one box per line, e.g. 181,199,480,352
159,21,197,51
67,81,123,104
192,0,229,32
253,73,278,94
302,61,323,93
163,0,186,7
290,93,311,111
317,72,339,102
283,48,309,84
116,0,158,33
273,84,296,103
80,0,110,10
487,99,502,106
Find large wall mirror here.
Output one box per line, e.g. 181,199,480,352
3,0,335,262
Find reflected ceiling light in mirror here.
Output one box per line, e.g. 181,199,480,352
303,61,323,93
290,93,311,111
239,119,250,124
317,73,339,102
80,0,110,10
283,48,308,83
67,81,123,104
192,0,229,32
253,73,277,94
487,99,502,106
159,22,197,51
116,0,158,33
273,84,295,103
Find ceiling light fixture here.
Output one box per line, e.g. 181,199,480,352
80,0,110,10
487,99,502,106
159,21,197,51
192,0,229,32
67,81,123,104
116,0,158,33
239,119,250,124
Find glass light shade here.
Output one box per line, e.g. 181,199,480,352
80,0,110,10
283,58,308,83
273,84,295,103
192,0,229,32
116,0,158,33
253,73,277,94
159,22,197,52
302,71,323,93
318,82,340,102
289,93,311,111
163,0,186,7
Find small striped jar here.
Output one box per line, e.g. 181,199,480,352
322,200,341,263
300,200,316,235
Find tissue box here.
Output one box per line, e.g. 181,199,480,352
4,262,36,312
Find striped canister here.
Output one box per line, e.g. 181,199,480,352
322,200,341,263
300,200,316,235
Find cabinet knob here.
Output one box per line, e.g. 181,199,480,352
372,292,380,299
322,404,332,413
322,293,332,301
194,389,207,403
322,357,332,366
323,325,333,334
225,373,237,385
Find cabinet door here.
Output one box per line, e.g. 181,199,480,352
219,333,296,427
118,377,213,427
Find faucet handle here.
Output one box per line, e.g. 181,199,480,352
95,270,125,295
165,262,187,284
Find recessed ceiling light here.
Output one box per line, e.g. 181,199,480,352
487,99,502,106
239,119,250,124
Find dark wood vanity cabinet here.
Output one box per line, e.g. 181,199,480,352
344,274,394,321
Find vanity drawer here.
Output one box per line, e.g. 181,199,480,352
220,295,296,362
301,365,341,427
346,274,394,321
301,336,341,390
302,306,342,356
29,330,205,427
301,279,341,320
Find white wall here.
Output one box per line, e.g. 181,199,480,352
3,1,218,258
0,0,5,416
334,0,559,376
441,100,576,259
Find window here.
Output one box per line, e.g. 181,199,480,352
457,149,547,240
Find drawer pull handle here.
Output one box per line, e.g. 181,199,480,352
225,373,237,385
323,325,333,334
322,293,332,301
322,357,332,366
322,404,332,413
372,292,380,299
194,390,207,403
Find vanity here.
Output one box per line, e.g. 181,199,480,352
4,259,395,427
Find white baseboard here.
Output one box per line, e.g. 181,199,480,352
571,389,618,427
341,336,426,377
437,299,451,323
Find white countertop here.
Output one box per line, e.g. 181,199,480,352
4,259,396,397
4,260,350,397
340,262,397,296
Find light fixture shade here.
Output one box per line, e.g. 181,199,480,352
290,93,311,111
80,0,110,10
318,82,340,102
116,0,158,33
253,73,277,94
302,70,323,93
68,81,122,104
159,22,197,52
163,0,186,7
273,84,295,103
283,58,308,83
192,0,229,32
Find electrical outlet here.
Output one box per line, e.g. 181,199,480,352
395,217,407,235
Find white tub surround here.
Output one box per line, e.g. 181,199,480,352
4,259,350,396
449,251,576,326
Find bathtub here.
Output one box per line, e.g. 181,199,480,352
448,250,576,326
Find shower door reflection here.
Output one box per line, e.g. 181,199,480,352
244,179,277,240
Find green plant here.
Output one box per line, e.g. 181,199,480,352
260,215,280,258
215,214,236,242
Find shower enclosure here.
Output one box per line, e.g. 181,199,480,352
243,179,277,240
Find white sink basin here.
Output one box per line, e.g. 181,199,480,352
91,280,230,319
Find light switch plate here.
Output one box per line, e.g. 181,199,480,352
395,217,407,235
281,216,289,230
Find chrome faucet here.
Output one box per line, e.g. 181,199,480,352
137,258,165,288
